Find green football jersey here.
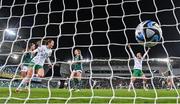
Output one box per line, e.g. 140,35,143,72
73,55,83,70
22,52,33,66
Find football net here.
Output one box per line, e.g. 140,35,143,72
0,0,180,103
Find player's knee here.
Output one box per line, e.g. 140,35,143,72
21,72,26,77
38,73,44,77
27,70,33,75
131,77,135,80
27,72,32,77
22,74,26,78
77,72,81,76
70,72,75,78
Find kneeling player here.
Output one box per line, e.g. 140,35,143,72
69,49,83,92
128,45,150,91
16,39,54,92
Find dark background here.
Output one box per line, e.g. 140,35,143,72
0,0,180,67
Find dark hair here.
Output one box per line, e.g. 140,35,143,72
46,39,54,45
28,42,35,49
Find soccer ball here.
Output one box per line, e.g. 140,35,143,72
135,20,162,47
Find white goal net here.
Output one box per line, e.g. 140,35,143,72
0,0,180,103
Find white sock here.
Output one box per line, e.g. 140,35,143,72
143,81,147,89
128,82,133,90
17,77,29,90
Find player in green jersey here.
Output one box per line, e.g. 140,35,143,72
69,49,83,92
20,43,36,78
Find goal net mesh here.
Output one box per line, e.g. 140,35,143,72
0,0,180,103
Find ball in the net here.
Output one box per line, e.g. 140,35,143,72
135,20,162,47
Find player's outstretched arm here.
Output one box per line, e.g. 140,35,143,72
128,45,136,58
32,47,39,54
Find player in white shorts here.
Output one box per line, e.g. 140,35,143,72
128,45,150,91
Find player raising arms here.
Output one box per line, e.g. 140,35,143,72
16,39,54,92
69,49,83,92
128,45,150,91
20,43,36,78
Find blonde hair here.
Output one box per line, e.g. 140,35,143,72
75,49,81,54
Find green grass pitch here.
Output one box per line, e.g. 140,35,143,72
0,88,180,103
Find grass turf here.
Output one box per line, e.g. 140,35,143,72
0,88,179,103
